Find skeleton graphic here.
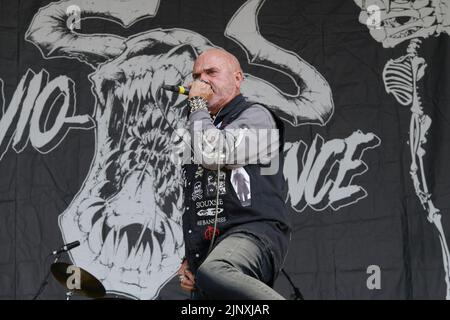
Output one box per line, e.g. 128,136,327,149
354,0,450,299
26,0,333,299
231,168,251,206
355,0,450,48
192,182,203,201
206,171,226,197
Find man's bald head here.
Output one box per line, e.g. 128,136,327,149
198,48,243,74
192,48,244,114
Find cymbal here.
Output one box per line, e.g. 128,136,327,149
51,262,106,298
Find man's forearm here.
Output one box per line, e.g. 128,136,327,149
188,106,280,169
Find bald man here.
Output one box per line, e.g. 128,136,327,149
178,48,291,300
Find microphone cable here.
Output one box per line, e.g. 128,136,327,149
207,160,222,256
206,105,225,256
155,87,223,256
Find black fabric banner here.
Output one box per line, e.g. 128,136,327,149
0,0,449,300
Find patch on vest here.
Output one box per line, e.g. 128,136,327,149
197,217,226,226
206,171,226,198
194,166,204,179
197,207,224,217
230,167,251,207
204,226,220,241
192,181,203,201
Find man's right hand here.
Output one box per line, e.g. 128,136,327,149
177,259,196,292
188,80,213,101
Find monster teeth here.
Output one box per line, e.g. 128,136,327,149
142,110,152,127
124,78,133,104
135,80,144,103
155,170,161,183
150,81,159,104
139,244,151,271
141,73,152,101
78,204,104,233
78,197,106,214
167,217,183,248
123,137,136,152
124,245,136,269
153,135,160,148
151,113,158,127
105,229,116,258
99,229,115,266
115,233,129,266
164,218,175,244
120,150,134,165
154,117,162,130
158,135,166,148
135,245,145,268
161,220,175,255
127,125,134,137
130,78,140,104
88,216,105,255
136,117,145,131
159,177,168,191
104,149,121,165
93,180,109,194
115,85,124,102
103,158,116,175
130,125,141,140
163,121,170,131
125,245,142,270
148,232,162,269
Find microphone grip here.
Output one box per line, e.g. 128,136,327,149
162,85,189,96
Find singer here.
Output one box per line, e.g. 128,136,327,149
177,48,291,300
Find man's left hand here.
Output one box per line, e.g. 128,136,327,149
177,259,196,293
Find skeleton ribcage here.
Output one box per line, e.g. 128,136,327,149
382,55,414,106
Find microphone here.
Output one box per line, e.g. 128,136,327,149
52,240,80,255
162,85,189,96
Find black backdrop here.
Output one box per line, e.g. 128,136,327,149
0,0,449,300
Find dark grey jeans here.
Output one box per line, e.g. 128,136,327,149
192,232,285,300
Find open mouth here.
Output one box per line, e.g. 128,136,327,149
78,78,185,276
100,83,180,201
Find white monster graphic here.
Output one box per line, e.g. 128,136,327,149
354,0,450,299
25,0,334,299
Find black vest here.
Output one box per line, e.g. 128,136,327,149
182,95,292,275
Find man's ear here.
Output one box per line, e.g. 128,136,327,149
235,71,244,84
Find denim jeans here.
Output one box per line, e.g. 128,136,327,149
191,232,285,300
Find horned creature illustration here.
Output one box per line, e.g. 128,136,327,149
26,0,333,299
